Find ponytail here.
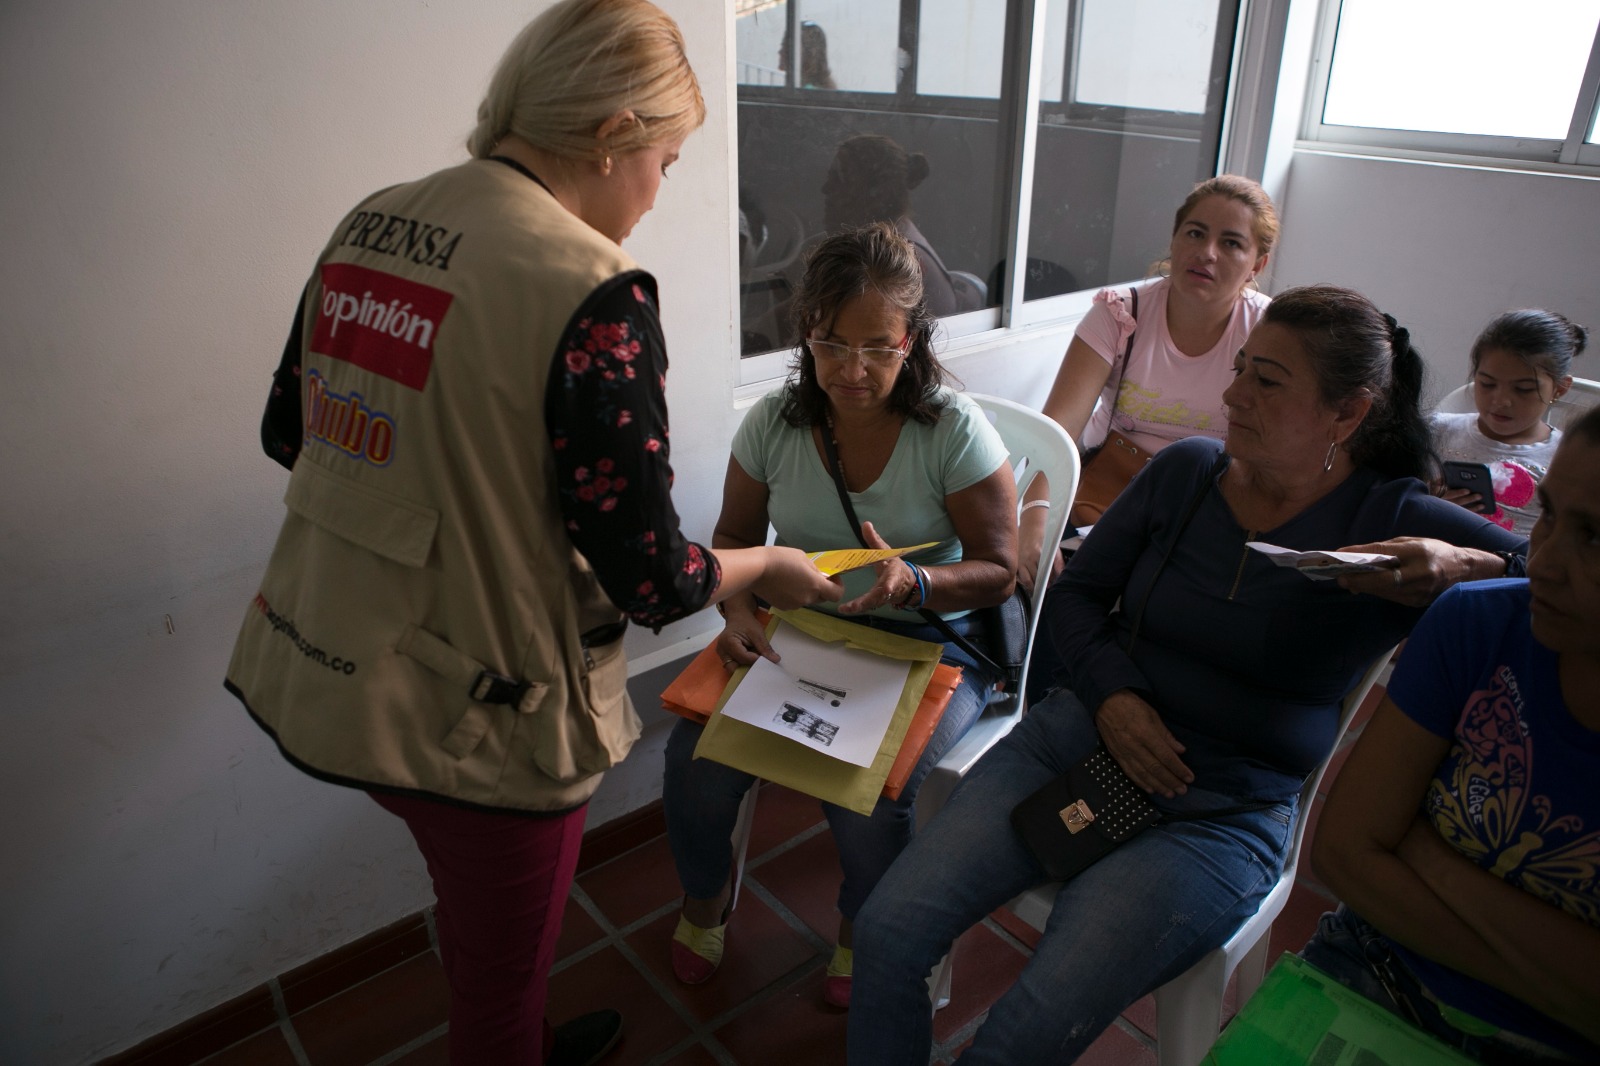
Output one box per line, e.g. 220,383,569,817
1263,286,1437,483
1347,314,1436,481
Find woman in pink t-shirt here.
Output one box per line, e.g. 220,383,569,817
1019,175,1279,588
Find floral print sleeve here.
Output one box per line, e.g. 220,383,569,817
260,282,311,471
546,272,721,629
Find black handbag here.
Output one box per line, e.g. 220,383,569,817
1010,744,1277,881
1009,745,1163,880
817,420,1028,689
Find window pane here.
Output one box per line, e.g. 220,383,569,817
737,1,1013,359
916,0,1006,98
1024,0,1234,302
1324,0,1599,139
735,1,898,92
1075,0,1218,113
1038,1,1072,104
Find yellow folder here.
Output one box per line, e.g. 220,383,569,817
693,608,942,815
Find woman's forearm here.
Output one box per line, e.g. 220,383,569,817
918,558,1014,613
1316,821,1600,1044
1395,819,1600,1042
710,533,763,617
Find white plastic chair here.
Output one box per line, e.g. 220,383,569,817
1437,376,1600,430
915,394,1079,829
1435,383,1474,415
914,394,1078,1008
722,394,1080,919
1005,646,1397,1066
1555,377,1600,428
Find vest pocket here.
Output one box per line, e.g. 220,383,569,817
285,459,438,567
531,632,641,784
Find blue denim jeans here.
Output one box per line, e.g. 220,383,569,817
848,688,1294,1065
662,616,997,922
1299,906,1587,1065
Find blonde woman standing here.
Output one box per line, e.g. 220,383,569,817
229,3,838,1062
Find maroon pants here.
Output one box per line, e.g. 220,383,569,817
371,791,587,1065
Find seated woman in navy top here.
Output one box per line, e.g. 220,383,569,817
1304,404,1600,1065
846,285,1526,1065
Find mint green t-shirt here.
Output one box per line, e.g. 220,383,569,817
732,387,1010,621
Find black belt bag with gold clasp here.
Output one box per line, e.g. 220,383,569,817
1010,744,1272,881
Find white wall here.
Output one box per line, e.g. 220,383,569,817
1273,151,1600,400
0,2,741,1061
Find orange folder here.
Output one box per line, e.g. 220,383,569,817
660,623,962,801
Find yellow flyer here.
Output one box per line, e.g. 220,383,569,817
806,541,938,576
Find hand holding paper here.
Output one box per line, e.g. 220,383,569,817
837,521,929,614
1246,541,1398,580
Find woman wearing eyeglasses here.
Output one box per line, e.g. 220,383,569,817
661,222,1017,1009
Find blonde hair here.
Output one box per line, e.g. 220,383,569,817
467,0,706,162
1153,174,1280,281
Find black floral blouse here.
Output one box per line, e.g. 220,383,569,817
260,272,719,631
546,273,719,628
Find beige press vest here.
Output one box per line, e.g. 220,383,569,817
227,159,645,813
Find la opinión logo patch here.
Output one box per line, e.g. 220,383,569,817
311,263,453,390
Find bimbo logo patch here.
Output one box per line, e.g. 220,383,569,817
311,263,452,390
304,369,397,467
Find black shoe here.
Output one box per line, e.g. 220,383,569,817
548,1009,623,1066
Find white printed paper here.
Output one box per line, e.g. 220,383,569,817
1246,541,1398,580
718,621,912,766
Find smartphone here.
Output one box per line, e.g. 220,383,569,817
1442,461,1495,513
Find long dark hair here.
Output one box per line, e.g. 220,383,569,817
1262,285,1436,481
779,222,952,427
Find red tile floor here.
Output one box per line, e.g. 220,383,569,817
149,685,1381,1066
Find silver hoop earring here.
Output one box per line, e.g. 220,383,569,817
1324,441,1338,472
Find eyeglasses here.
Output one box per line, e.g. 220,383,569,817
806,334,910,368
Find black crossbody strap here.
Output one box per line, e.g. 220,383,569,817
1117,452,1275,823
1125,452,1227,655
815,422,1005,678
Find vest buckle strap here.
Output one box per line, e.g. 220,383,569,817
471,669,531,706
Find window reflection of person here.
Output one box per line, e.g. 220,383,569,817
779,19,837,89
821,133,979,318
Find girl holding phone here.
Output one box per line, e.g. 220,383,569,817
1433,309,1586,535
